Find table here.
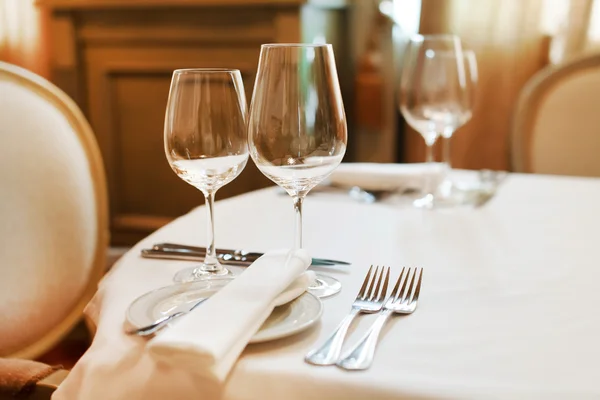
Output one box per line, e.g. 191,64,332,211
54,172,600,399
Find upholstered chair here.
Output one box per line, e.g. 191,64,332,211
511,53,600,176
0,62,108,398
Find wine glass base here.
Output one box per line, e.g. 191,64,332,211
433,179,463,207
435,175,498,208
308,274,341,298
412,193,435,209
173,265,233,283
438,177,455,199
413,191,468,209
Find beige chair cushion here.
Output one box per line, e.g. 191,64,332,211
512,53,600,176
0,62,108,358
0,358,60,398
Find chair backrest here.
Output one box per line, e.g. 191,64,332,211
511,52,600,176
0,62,108,359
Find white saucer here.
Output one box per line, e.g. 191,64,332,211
126,277,323,343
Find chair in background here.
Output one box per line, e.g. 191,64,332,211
511,52,600,176
0,61,108,398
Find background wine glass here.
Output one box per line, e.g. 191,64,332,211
439,49,478,199
248,43,347,298
399,34,471,208
164,69,248,283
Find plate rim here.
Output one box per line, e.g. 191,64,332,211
249,291,323,344
126,278,323,343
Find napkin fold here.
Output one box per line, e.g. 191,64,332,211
328,162,444,192
147,249,312,383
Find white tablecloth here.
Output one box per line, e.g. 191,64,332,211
54,172,600,399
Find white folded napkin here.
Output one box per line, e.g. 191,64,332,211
274,270,315,305
147,249,312,383
328,162,444,192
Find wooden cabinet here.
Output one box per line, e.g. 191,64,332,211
40,0,350,245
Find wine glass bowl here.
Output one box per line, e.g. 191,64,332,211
438,49,478,140
249,44,347,198
169,155,248,193
437,49,478,200
248,44,347,297
399,35,471,208
164,68,248,282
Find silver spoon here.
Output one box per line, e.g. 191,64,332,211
126,298,207,336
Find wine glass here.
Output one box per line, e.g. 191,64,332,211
438,49,478,199
399,34,471,208
164,69,248,283
248,44,347,298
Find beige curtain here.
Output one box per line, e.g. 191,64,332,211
0,0,48,77
548,0,600,63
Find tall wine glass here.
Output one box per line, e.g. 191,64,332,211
164,69,248,283
248,44,347,298
439,49,478,198
399,34,471,208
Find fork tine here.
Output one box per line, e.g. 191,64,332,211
395,267,412,302
365,266,380,300
400,268,417,304
370,266,385,301
356,265,373,300
377,267,390,302
390,267,406,301
410,268,423,303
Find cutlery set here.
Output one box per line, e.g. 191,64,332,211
141,243,350,267
306,266,423,370
137,243,422,370
130,243,351,337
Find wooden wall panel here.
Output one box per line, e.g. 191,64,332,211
42,2,305,245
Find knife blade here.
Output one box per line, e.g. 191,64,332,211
141,249,255,266
153,242,350,266
141,248,343,267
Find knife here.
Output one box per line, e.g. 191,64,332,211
151,242,351,266
141,249,255,266
141,248,344,267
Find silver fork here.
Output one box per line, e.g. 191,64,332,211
337,267,423,370
305,265,390,365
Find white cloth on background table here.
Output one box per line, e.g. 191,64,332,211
148,250,311,383
53,167,600,399
328,162,444,191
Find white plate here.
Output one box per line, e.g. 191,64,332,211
126,277,322,343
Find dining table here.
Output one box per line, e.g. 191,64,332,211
53,169,600,399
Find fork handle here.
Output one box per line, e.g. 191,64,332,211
336,310,392,370
304,308,360,366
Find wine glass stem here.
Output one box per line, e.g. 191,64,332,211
425,140,434,164
293,196,304,249
441,132,458,195
424,136,438,198
203,190,219,270
442,135,452,169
